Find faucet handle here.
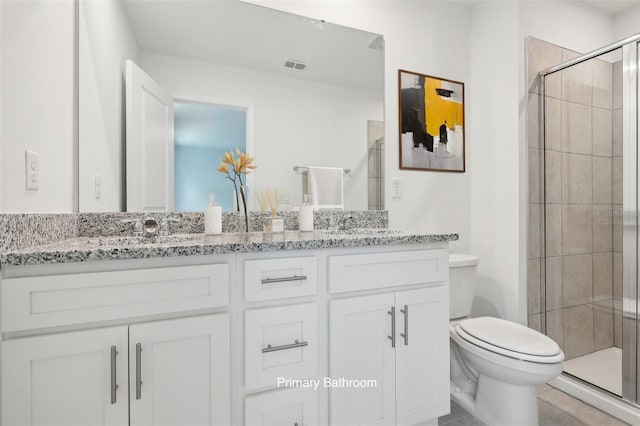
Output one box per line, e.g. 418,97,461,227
159,217,181,236
121,218,144,237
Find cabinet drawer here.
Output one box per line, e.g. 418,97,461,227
2,264,229,332
245,303,318,391
328,249,448,294
245,387,318,426
244,256,318,302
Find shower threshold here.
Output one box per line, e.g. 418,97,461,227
563,347,622,396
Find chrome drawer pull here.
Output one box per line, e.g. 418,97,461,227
110,345,118,404
388,306,395,348
400,305,409,346
261,275,308,284
135,343,142,400
262,340,308,353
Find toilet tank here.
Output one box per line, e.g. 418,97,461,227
449,254,478,320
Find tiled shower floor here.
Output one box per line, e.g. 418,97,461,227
563,347,622,396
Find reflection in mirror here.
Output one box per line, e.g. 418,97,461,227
79,0,384,213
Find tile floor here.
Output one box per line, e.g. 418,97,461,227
439,384,630,425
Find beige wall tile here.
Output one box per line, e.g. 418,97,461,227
612,156,622,204
594,300,614,351
528,313,542,333
528,92,540,150
592,59,613,109
592,252,613,300
546,204,562,257
562,153,592,204
562,204,593,255
529,203,542,259
613,60,622,110
529,149,541,204
592,107,612,157
612,109,622,157
563,254,593,307
592,156,612,205
563,303,595,359
562,49,593,105
547,309,564,350
546,150,561,204
613,211,622,253
528,37,563,96
546,97,562,151
528,258,541,315
562,102,592,155
546,256,563,311
592,205,612,253
613,251,622,299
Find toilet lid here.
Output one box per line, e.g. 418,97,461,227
458,316,561,357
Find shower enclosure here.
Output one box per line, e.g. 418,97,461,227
531,33,640,415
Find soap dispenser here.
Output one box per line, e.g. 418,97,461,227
299,194,313,232
204,193,222,235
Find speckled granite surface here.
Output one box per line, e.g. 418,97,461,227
1,230,458,266
0,214,78,252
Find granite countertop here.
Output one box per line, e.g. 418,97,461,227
1,229,459,266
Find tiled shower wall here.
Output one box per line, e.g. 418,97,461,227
527,37,623,360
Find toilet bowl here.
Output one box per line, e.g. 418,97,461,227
448,254,564,426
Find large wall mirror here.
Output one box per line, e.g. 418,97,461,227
79,0,384,213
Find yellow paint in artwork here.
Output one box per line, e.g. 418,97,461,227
424,78,463,136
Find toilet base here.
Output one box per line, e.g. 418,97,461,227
451,374,539,426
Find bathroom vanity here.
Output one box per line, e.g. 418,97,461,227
0,230,456,425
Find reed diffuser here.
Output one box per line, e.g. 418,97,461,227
257,188,284,232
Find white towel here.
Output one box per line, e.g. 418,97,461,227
306,166,344,209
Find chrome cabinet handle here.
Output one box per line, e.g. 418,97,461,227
261,275,307,284
400,305,409,346
388,306,395,348
135,343,142,400
262,340,308,353
110,346,118,404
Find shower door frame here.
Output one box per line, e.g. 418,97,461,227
538,34,640,404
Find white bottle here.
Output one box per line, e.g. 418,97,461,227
299,194,314,232
205,193,222,235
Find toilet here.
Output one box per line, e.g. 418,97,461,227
448,254,564,426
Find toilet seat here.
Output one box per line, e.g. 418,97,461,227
455,317,564,364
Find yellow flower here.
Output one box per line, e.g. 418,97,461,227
217,162,229,173
223,151,235,165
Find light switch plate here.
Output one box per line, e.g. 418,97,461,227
25,150,39,191
391,178,402,198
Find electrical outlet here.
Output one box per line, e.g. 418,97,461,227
391,178,402,199
25,150,39,191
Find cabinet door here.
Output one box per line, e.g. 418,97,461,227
2,326,128,426
129,314,230,426
395,286,450,425
329,293,395,426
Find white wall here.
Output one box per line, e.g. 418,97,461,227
468,1,521,321
1,0,75,213
246,0,473,252
139,52,382,211
78,0,138,212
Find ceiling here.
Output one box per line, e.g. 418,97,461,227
583,0,640,16
122,0,384,92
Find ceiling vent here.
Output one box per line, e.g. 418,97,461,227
285,60,306,70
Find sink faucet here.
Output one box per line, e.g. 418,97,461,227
121,216,160,237
159,217,181,236
328,215,356,231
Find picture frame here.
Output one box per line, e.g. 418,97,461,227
398,69,465,172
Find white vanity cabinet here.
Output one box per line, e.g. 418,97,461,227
328,249,450,426
3,314,230,426
0,259,233,426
